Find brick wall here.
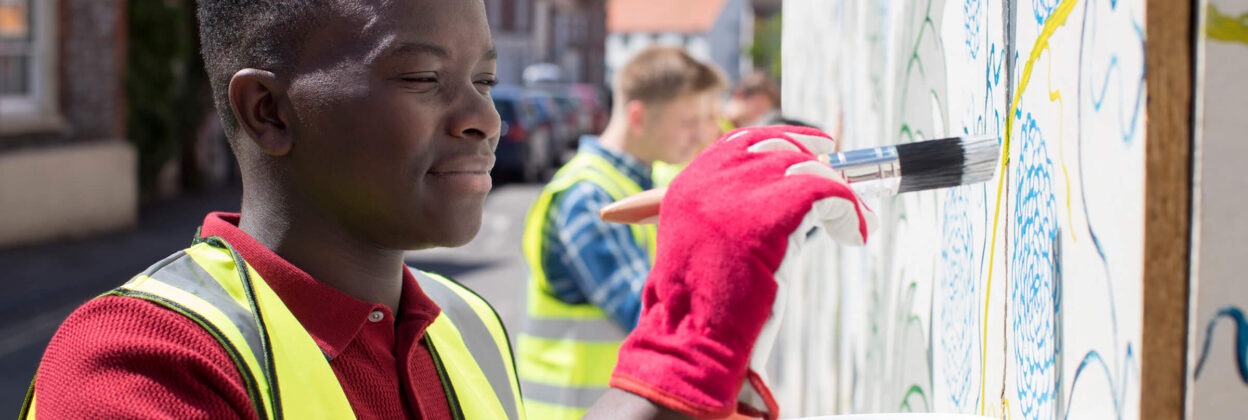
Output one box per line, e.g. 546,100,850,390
59,0,126,142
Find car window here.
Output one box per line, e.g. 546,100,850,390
528,99,553,120
554,97,576,111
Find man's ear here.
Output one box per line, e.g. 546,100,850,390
625,100,647,135
228,69,293,156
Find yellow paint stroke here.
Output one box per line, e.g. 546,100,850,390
981,398,1013,420
979,0,1078,414
1046,46,1076,241
1207,4,1248,44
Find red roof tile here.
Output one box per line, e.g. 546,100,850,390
607,0,728,34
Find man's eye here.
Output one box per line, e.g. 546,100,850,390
475,79,499,87
402,76,438,83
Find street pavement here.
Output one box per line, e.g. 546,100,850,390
0,181,542,414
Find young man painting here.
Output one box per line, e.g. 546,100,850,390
21,2,872,419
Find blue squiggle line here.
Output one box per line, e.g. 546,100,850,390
1086,4,1146,144
1087,55,1145,144
1060,344,1138,420
1077,0,1134,385
1194,306,1248,385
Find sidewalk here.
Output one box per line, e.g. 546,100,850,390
0,184,243,413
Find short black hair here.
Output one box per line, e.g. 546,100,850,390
196,1,328,139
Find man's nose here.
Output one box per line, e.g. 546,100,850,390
448,89,501,140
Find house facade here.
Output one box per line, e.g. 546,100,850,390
0,0,135,248
605,0,752,87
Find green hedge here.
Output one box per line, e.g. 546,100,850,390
126,0,208,196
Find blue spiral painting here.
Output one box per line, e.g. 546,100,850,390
1034,0,1060,25
1011,112,1059,420
940,187,978,411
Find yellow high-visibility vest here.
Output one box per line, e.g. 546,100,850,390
21,236,525,420
518,152,657,420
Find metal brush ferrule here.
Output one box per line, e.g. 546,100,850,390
825,146,902,197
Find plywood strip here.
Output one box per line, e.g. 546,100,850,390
1142,0,1195,419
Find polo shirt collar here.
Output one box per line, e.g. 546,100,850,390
199,212,442,359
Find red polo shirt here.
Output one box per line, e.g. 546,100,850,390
33,212,453,419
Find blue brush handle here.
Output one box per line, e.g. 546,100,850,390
825,145,899,169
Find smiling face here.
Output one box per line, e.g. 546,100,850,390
281,0,500,250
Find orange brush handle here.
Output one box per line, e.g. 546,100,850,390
599,187,666,224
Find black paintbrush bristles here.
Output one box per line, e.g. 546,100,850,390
959,136,1000,184
895,136,999,193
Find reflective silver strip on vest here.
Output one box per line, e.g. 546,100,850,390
518,380,609,409
410,268,520,420
140,251,269,375
520,317,628,342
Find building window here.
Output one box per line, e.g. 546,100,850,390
0,0,32,95
0,0,59,129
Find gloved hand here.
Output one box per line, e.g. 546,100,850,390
610,125,876,419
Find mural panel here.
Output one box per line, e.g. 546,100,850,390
774,1,1145,418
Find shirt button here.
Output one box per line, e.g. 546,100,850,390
368,310,385,323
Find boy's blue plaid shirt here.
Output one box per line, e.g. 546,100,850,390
539,136,654,332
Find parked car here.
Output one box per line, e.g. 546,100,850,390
551,93,591,137
564,83,609,133
491,85,555,183
527,83,608,157
519,89,577,163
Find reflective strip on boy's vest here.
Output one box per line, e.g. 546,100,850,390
518,153,657,420
21,237,524,420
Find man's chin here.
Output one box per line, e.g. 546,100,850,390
431,217,484,249
437,231,479,248
393,195,487,248
400,234,476,251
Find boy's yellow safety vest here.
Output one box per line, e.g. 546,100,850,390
518,153,657,420
22,236,525,420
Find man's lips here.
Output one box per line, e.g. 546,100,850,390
429,155,495,175
426,154,494,193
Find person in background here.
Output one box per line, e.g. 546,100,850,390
724,71,813,129
651,76,727,187
518,46,725,419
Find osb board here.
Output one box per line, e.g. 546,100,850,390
1142,0,1193,419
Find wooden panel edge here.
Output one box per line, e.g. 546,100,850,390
1142,0,1195,419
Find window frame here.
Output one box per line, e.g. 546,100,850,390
0,0,64,136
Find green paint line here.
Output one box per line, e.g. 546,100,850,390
899,384,929,412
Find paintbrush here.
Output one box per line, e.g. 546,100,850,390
600,135,1000,224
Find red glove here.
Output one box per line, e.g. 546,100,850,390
610,125,874,418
